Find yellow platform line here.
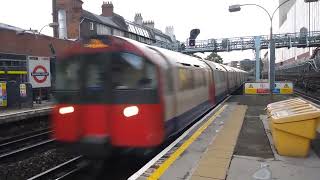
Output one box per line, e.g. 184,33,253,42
191,105,247,180
147,105,228,180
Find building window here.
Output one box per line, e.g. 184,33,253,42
90,22,94,31
97,24,111,35
113,29,124,37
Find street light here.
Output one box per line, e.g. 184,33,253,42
39,22,59,35
17,22,59,38
229,0,319,94
229,1,292,94
36,22,58,103
228,5,241,12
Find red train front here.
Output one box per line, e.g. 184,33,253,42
52,35,248,158
52,36,165,157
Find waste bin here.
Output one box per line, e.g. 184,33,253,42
267,103,308,116
269,104,314,117
266,98,307,115
269,104,320,157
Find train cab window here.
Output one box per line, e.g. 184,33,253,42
111,53,157,90
55,53,158,104
55,54,109,103
56,61,81,91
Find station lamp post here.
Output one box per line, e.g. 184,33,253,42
37,22,59,103
39,22,59,35
229,0,318,94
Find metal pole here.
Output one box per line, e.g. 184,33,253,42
309,2,311,52
254,36,261,81
269,26,275,94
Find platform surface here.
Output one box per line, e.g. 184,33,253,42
132,95,320,180
0,101,53,124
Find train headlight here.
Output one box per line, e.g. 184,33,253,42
59,106,74,115
123,106,139,117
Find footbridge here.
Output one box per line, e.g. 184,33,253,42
182,31,320,53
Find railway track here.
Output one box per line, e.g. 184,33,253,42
294,89,320,105
26,96,232,180
0,128,51,148
27,156,87,180
0,129,55,161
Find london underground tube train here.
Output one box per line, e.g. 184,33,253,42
52,35,248,157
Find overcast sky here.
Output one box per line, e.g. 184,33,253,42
0,0,284,62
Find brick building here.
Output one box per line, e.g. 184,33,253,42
0,0,179,100
52,0,179,50
0,23,75,83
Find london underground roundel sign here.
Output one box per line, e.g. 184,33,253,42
31,65,49,83
28,60,51,88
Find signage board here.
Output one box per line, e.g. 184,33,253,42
0,82,7,107
28,60,51,88
275,82,293,94
244,82,293,95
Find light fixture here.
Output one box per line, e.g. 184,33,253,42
229,5,241,12
123,106,139,117
59,106,75,115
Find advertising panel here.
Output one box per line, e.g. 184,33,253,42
0,82,7,107
20,84,27,97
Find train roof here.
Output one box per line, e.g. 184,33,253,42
115,36,208,69
203,60,226,71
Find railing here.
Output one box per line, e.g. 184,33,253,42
182,31,320,53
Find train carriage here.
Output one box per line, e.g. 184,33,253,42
52,35,247,157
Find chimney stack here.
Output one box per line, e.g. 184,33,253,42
52,0,83,39
102,1,114,17
143,20,155,29
134,13,143,25
165,26,176,41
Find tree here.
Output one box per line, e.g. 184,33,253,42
205,52,223,64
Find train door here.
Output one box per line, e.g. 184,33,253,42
147,49,177,136
220,65,230,94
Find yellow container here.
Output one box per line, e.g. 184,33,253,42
266,98,307,114
267,103,308,116
267,98,305,107
270,104,320,157
270,104,316,116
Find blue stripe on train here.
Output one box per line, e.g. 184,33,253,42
164,94,227,137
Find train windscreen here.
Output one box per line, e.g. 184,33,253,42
54,52,158,104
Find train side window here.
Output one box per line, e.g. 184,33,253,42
178,68,194,90
193,70,199,87
188,68,194,89
178,68,187,90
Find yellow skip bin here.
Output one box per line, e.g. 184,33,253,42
269,103,320,157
